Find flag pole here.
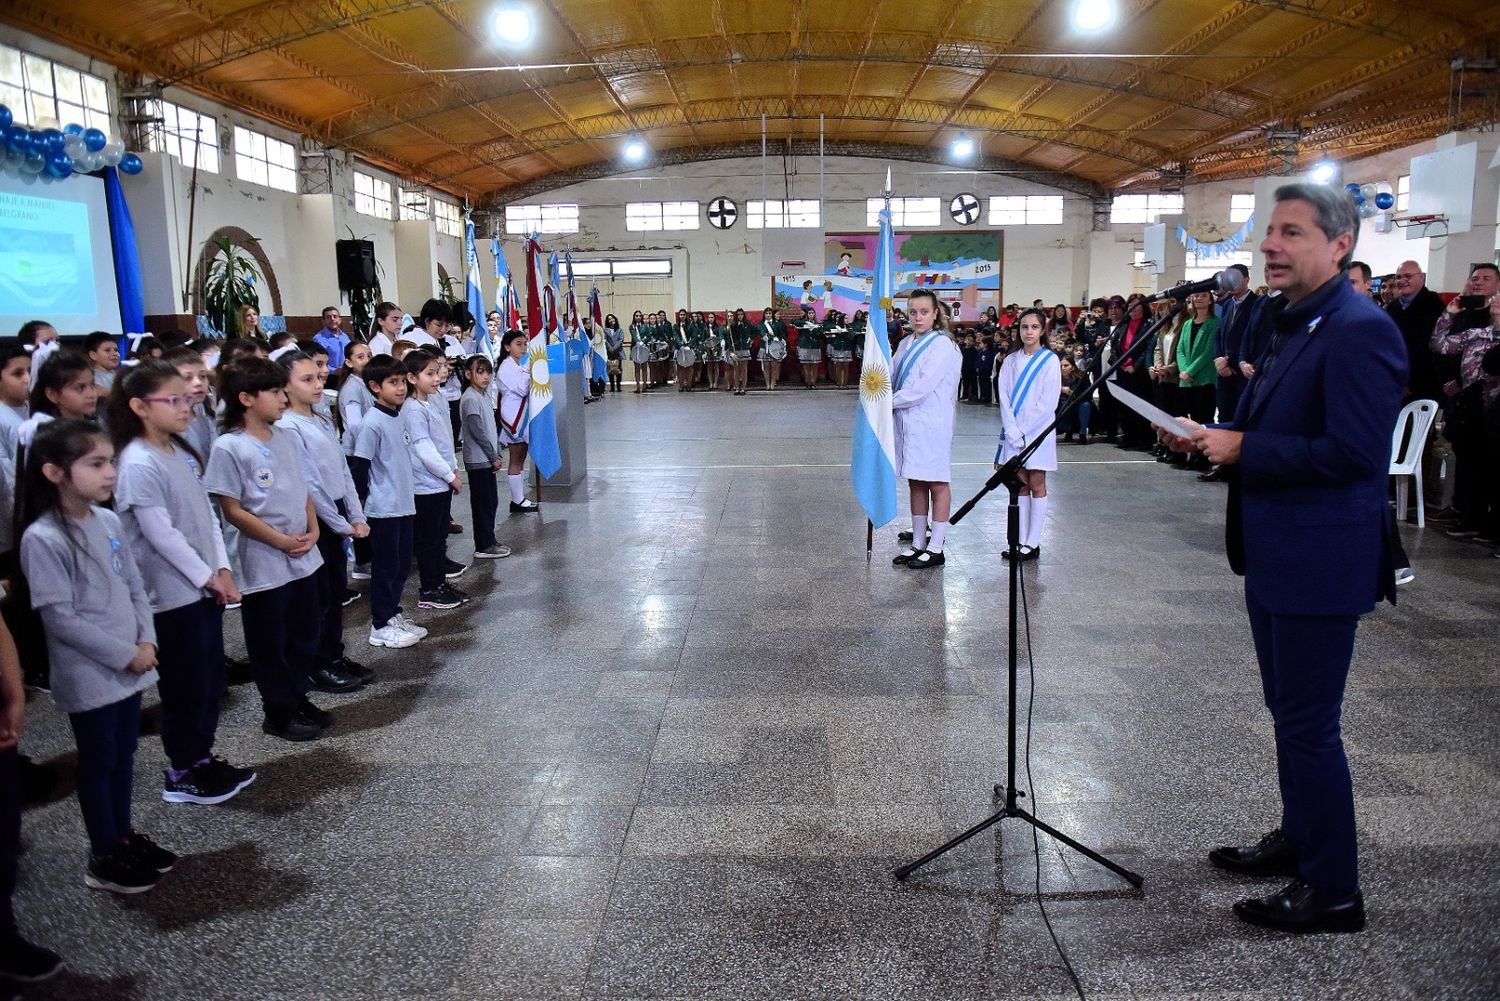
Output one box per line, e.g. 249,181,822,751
866,519,873,559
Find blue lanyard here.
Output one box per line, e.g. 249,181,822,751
893,334,940,391
1011,349,1052,413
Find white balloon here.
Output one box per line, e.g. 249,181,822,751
1359,182,1378,201
34,115,59,131
101,144,123,167
19,171,37,185
1358,201,1379,218
64,136,86,156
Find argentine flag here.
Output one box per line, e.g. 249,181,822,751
588,287,608,383
522,235,562,477
850,187,898,528
464,217,488,357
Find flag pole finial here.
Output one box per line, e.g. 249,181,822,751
883,167,892,200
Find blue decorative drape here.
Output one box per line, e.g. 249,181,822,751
102,165,145,335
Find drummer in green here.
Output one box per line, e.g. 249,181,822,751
823,309,855,388
672,308,697,392
759,303,789,392
794,305,823,389
729,307,754,396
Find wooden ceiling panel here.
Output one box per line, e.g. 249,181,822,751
1,0,1491,199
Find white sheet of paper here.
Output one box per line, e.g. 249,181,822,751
1107,382,1195,439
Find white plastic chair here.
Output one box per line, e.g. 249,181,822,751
1390,399,1438,527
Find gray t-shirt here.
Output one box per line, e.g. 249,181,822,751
114,439,223,613
403,396,455,495
184,402,216,461
337,375,374,457
0,403,24,554
203,428,323,594
353,405,416,518
276,410,365,534
460,387,500,469
20,507,158,714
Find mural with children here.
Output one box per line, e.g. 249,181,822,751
772,230,1003,323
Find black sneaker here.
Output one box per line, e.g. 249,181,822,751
262,715,323,742
162,762,245,806
0,934,63,982
417,588,461,610
440,584,471,604
203,756,258,793
124,832,178,874
336,657,375,684
308,664,364,693
296,698,334,729
342,588,360,607
85,848,159,895
444,559,469,579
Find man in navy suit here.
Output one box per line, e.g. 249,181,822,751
1163,183,1405,934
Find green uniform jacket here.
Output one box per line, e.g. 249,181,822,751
731,321,755,351
1176,315,1220,388
796,320,823,351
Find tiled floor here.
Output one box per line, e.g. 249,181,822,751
17,386,1500,1000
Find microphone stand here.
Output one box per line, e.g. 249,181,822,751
893,297,1186,888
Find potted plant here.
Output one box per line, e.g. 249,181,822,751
201,235,263,337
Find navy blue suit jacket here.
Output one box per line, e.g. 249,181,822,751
1222,276,1406,617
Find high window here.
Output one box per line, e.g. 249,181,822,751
0,45,110,132
747,199,822,229
987,195,1064,225
504,203,579,235
150,100,219,173
233,126,297,193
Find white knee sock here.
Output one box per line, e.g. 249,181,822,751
508,473,525,504
1016,496,1032,548
928,521,948,553
1025,496,1048,548
912,514,927,546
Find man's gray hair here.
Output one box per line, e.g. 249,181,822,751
1274,183,1360,269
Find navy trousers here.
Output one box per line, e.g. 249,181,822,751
314,511,348,668
467,467,498,552
67,694,142,855
153,598,226,771
413,491,451,591
1245,589,1361,898
240,576,319,720
368,515,414,629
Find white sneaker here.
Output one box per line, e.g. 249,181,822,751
391,613,428,639
368,623,419,649
1395,567,1415,586
350,563,372,581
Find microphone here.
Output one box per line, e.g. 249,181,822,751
1145,270,1242,302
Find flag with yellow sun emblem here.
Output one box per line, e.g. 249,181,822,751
851,182,898,527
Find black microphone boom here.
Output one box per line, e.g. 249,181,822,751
1144,269,1241,303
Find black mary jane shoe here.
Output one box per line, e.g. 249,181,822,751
1209,828,1300,878
891,549,919,567
906,550,945,570
1002,545,1037,563
1233,879,1365,934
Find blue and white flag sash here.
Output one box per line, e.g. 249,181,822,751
892,333,940,392
997,349,1053,458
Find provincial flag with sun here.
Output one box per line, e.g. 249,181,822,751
851,174,898,528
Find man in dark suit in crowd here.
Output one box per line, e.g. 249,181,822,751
1164,183,1406,934
1385,260,1446,404
1199,264,1261,481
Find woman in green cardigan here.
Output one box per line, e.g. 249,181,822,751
1175,291,1220,468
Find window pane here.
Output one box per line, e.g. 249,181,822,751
1397,175,1410,212
569,261,611,276
612,259,671,276
0,47,22,87
22,56,51,97
1229,193,1255,223
82,73,108,112
53,66,81,105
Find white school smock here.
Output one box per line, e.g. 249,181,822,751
496,356,530,446
890,332,962,483
996,347,1062,472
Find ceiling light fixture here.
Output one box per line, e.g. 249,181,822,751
1073,0,1117,31
491,3,534,46
951,133,976,159
623,138,648,163
1309,160,1338,184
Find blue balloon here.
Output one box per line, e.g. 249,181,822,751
25,130,47,155
2,125,26,153
0,105,10,131
82,127,107,152
42,129,65,153
1344,182,1361,194
1352,191,1365,204
45,152,72,179
1374,192,1394,211
119,152,143,176
62,122,82,137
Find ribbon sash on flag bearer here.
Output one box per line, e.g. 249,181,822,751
850,185,899,529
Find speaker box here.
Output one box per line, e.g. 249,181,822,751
336,239,376,290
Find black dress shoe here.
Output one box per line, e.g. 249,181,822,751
296,699,334,729
262,715,322,742
308,665,363,693
892,549,919,566
1233,879,1365,934
1209,828,1300,878
906,550,945,570
336,657,375,684
1199,466,1228,482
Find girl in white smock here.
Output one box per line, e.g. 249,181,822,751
891,289,963,570
495,330,539,513
995,308,1061,562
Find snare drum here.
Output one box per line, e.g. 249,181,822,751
766,339,788,361
652,340,672,362
631,341,650,363
674,346,697,367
